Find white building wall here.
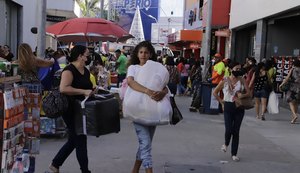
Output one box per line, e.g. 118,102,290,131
11,0,38,49
47,0,74,11
151,17,183,44
230,0,300,29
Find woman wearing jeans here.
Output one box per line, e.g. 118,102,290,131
213,62,250,161
126,41,168,173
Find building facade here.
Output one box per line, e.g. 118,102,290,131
229,0,300,62
0,0,79,57
201,0,231,60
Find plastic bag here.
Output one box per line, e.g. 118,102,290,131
267,91,279,114
123,60,172,125
119,78,128,100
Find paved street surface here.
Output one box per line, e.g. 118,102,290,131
36,96,300,173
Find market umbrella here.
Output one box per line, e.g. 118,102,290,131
46,18,134,43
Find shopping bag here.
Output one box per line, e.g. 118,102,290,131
170,96,183,125
123,60,172,125
74,95,120,137
267,91,279,114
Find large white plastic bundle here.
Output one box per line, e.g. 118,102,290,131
123,60,172,125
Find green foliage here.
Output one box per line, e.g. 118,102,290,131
76,0,107,18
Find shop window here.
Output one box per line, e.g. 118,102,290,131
249,33,256,57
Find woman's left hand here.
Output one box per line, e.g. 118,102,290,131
151,91,166,101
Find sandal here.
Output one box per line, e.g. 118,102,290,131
49,164,59,173
232,155,240,162
261,114,266,121
291,116,298,124
221,144,227,152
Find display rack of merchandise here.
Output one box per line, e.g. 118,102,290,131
0,77,40,173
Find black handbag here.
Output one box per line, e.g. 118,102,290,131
42,90,69,118
170,96,183,125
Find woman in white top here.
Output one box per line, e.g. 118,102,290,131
213,62,250,161
126,41,168,173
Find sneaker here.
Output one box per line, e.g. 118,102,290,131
261,116,266,121
221,144,227,152
49,164,59,173
232,156,240,162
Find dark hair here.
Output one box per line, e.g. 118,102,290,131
68,45,87,62
4,45,10,49
128,41,157,66
293,59,300,67
115,49,121,53
228,61,240,69
165,56,175,66
265,59,275,70
255,62,265,78
249,57,257,65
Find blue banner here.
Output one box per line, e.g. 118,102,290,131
115,0,159,41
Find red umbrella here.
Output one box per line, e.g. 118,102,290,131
46,18,134,42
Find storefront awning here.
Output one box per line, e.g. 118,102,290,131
167,30,202,48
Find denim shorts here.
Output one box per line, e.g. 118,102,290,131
133,123,156,168
254,89,269,98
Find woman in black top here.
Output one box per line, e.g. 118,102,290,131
50,45,93,173
3,45,14,61
249,62,270,120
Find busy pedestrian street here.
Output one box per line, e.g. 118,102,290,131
36,96,300,173
1,0,300,173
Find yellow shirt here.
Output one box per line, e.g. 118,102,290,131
90,73,97,88
212,61,225,84
224,67,230,77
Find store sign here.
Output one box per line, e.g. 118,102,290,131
114,0,159,41
274,56,294,83
46,15,66,22
189,43,201,49
215,29,230,37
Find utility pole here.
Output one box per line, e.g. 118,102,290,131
202,0,213,80
37,0,46,58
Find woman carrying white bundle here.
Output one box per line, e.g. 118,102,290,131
123,41,170,173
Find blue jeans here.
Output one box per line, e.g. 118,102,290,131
223,102,245,156
133,123,156,168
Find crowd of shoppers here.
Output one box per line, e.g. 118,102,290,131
3,40,299,172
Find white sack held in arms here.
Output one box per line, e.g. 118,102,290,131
123,60,172,125
267,91,279,114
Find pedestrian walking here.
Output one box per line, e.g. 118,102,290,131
213,62,251,161
189,60,203,112
249,62,271,120
165,56,180,96
279,59,300,124
126,41,168,173
49,45,93,173
115,49,128,87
